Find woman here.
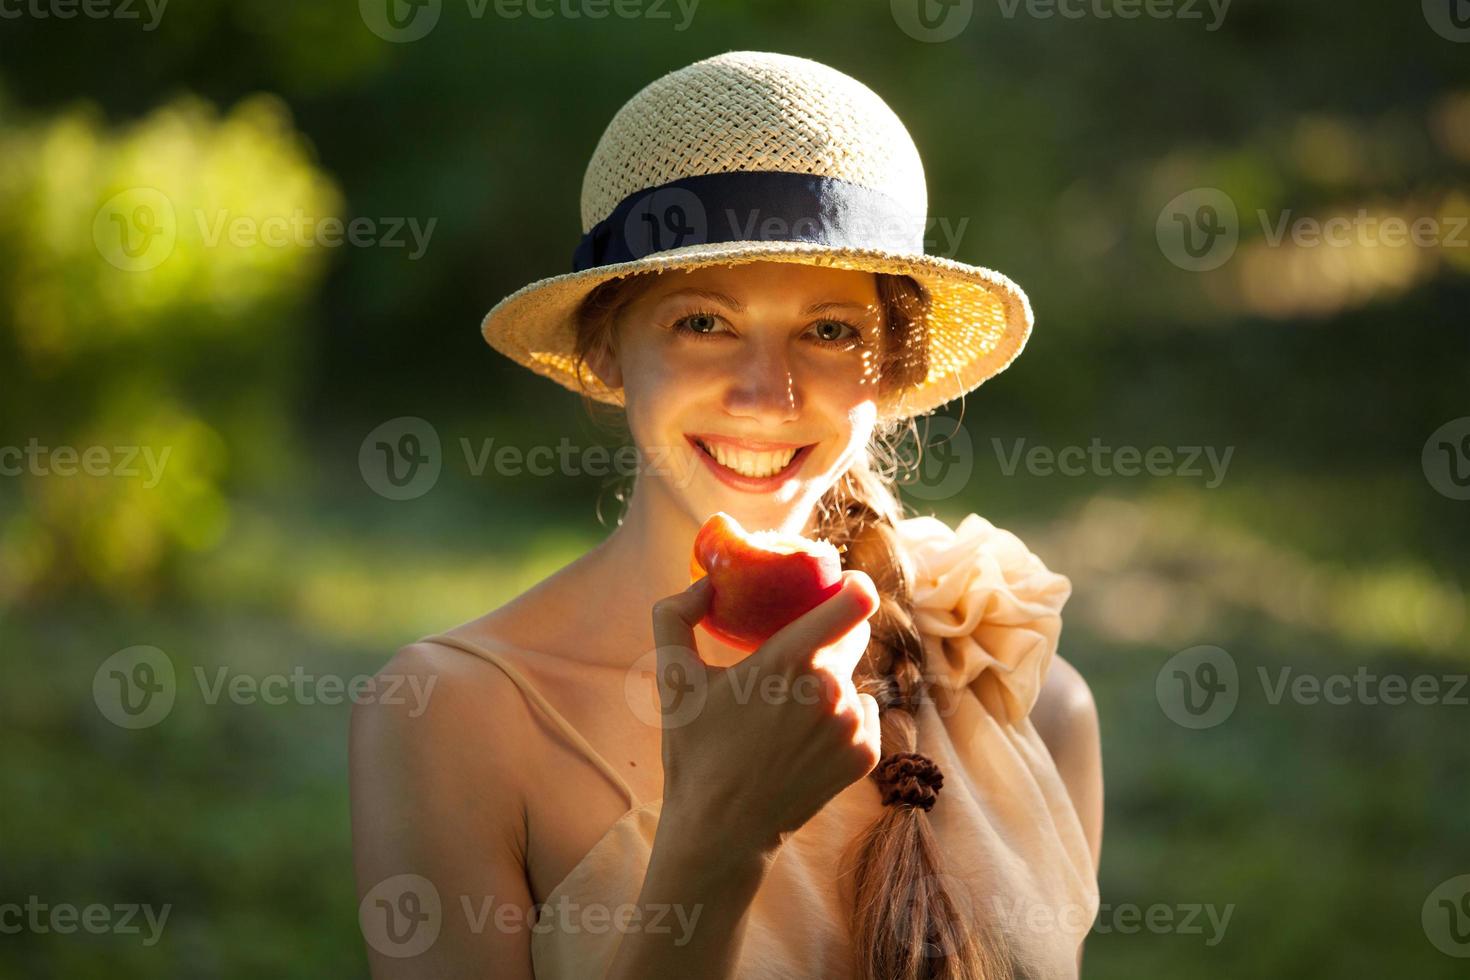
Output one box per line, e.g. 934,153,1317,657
351,51,1102,979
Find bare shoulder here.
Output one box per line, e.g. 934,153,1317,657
353,636,528,732
349,637,541,977
1031,652,1103,875
1033,652,1099,750
346,637,538,846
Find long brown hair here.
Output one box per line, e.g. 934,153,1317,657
570,264,1011,980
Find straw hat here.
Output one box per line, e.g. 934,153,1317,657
480,50,1035,420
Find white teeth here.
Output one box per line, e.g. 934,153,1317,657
699,440,798,478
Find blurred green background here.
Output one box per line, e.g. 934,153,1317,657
2,0,1468,976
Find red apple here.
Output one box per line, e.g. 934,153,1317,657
690,511,845,653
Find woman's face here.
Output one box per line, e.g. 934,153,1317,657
594,260,884,530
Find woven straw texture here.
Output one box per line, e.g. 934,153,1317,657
480,50,1035,421
579,50,927,232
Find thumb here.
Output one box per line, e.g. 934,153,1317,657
651,577,713,711
857,692,882,769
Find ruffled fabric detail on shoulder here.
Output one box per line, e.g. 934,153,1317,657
894,512,1072,725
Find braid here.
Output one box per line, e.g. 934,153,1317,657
814,450,1009,980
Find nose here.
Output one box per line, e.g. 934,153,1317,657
721,339,802,424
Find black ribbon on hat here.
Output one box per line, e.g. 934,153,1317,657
571,169,926,273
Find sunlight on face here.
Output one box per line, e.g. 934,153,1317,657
600,260,884,530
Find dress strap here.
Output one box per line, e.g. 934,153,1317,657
417,633,639,809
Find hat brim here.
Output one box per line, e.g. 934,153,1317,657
479,240,1034,420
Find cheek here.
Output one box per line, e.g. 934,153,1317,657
780,345,884,408
807,351,884,416
835,402,879,457
619,345,704,439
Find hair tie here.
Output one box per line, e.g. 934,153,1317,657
872,752,944,812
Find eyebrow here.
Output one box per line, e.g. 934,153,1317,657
657,288,877,318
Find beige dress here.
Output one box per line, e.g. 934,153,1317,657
422,511,1099,979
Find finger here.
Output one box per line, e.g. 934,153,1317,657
857,692,882,765
651,576,713,678
814,617,871,679
755,570,880,671
808,616,871,706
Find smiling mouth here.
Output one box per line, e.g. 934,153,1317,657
687,435,815,480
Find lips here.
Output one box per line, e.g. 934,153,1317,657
685,434,816,488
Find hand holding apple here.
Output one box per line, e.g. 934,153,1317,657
649,565,883,856
689,511,845,653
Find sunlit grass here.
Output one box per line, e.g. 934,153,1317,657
1033,492,1465,658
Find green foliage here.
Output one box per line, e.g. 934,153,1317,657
0,95,338,600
